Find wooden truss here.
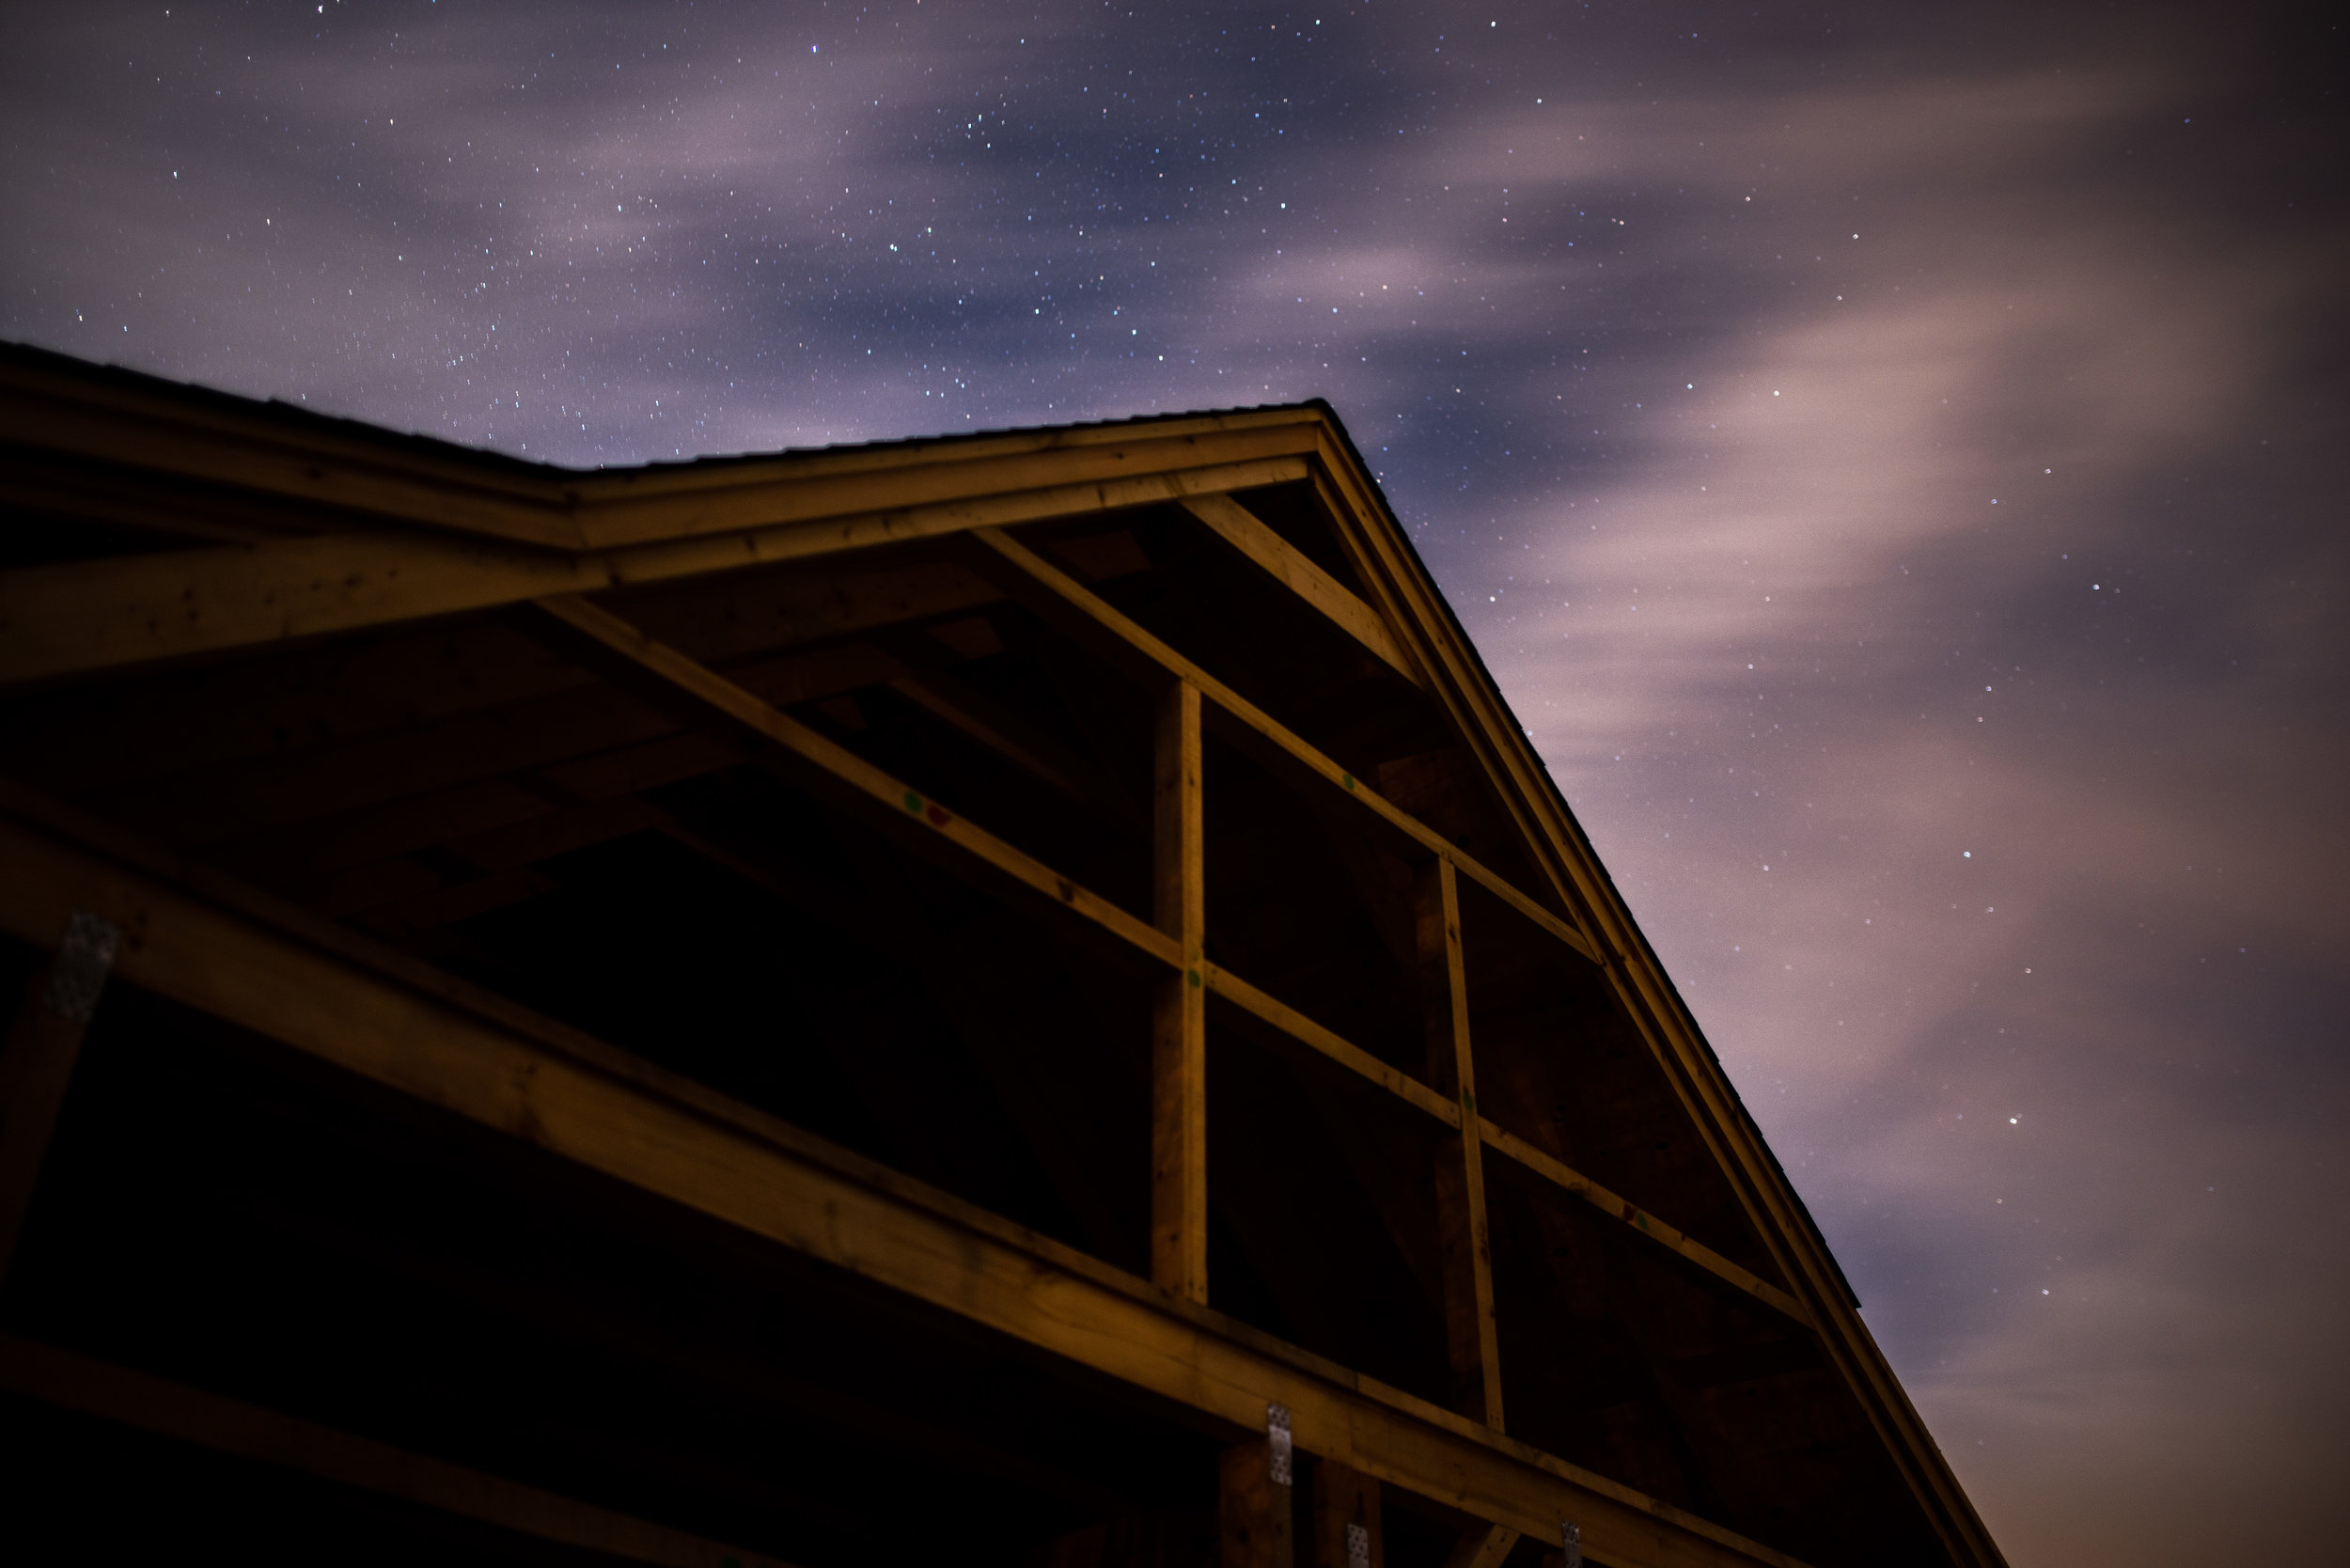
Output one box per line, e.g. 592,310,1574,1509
0,346,2005,1568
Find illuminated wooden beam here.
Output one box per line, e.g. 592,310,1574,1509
1443,1524,1520,1568
1477,1121,1810,1325
0,807,1815,1568
1152,678,1209,1304
0,1334,794,1568
1418,859,1504,1429
963,525,1601,967
1176,494,1422,688
1,352,1326,552
520,591,1176,969
0,455,1307,689
1310,1459,1384,1568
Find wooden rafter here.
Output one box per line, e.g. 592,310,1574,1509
1176,493,1422,688
0,455,1307,688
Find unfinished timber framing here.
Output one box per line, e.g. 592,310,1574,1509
0,342,2005,1568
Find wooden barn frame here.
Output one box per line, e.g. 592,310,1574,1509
0,343,2005,1568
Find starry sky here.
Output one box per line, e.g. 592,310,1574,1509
4,4,2344,1562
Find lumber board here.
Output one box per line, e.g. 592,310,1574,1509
1442,1525,1521,1568
520,593,1178,967
0,807,1816,1568
1479,1122,1810,1326
1310,1459,1385,1568
1203,964,1459,1130
1418,860,1504,1431
1177,494,1422,689
0,1334,794,1568
1221,1436,1295,1568
1152,679,1209,1304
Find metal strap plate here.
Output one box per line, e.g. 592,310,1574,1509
1266,1402,1292,1487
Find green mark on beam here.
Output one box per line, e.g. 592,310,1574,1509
1187,968,1202,989
902,791,923,814
1340,773,1355,791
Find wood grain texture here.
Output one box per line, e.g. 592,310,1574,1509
1153,677,1209,1303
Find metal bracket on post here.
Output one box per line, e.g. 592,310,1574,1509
1267,1402,1293,1487
1559,1521,1581,1568
1345,1522,1371,1568
42,911,119,1025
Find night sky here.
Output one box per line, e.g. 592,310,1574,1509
4,4,2343,1562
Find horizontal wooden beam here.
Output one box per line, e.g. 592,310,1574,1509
1477,1121,1810,1326
965,525,1600,967
0,455,1307,690
0,806,1813,1568
1203,964,1460,1130
0,1334,794,1568
1176,494,1422,689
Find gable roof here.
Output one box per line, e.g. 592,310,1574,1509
0,340,2004,1568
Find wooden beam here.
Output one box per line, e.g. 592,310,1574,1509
1442,1524,1521,1568
963,526,1599,969
1221,1435,1295,1568
1153,679,1209,1304
0,1334,793,1568
1177,494,1421,689
0,456,1308,690
518,592,1178,971
1310,1459,1384,1568
0,910,118,1283
1478,1121,1810,1326
0,806,1817,1568
1418,860,1504,1430
3,349,1325,552
1202,964,1460,1130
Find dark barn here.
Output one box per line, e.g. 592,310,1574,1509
0,344,2004,1568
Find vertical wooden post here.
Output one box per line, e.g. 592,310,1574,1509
0,911,119,1284
1220,1436,1293,1568
1309,1459,1384,1568
1440,1524,1520,1568
1152,678,1208,1304
1416,857,1503,1429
